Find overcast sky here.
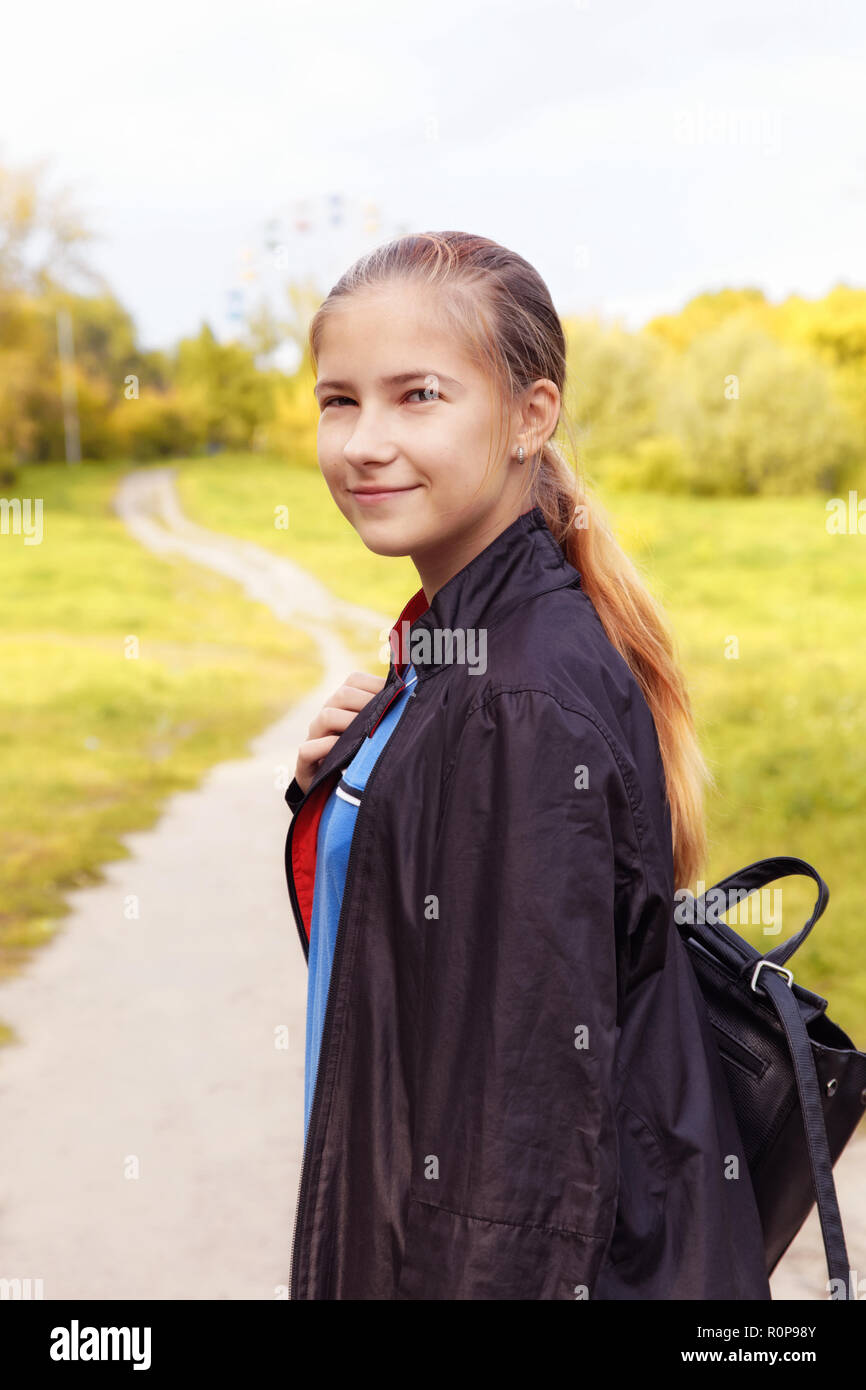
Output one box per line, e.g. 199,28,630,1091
3,0,864,353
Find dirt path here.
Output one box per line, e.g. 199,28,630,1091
0,466,388,1300
0,465,861,1300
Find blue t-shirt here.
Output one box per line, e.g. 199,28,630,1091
304,663,418,1141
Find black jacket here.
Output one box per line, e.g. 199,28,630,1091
283,504,771,1300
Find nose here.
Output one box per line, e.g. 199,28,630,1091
340,406,397,468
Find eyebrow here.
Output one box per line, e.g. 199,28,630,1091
313,370,461,399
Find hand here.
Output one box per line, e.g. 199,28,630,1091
293,670,387,794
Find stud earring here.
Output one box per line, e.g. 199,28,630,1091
516,446,525,464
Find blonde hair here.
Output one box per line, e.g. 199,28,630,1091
309,230,713,889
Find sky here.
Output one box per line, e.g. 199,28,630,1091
3,0,865,356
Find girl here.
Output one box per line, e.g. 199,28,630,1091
283,230,771,1300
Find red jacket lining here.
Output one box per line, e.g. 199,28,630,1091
292,585,430,944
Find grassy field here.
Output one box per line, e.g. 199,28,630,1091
0,460,321,1042
177,452,866,1041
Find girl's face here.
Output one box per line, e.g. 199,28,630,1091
313,280,539,594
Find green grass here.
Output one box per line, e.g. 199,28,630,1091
177,453,866,1044
0,460,321,1042
602,490,866,1033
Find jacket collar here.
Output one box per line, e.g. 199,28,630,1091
388,504,581,682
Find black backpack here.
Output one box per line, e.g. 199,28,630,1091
676,856,866,1299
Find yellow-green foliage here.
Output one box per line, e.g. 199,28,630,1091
4,208,865,500
256,347,318,459
0,287,280,465
567,289,866,495
654,317,859,494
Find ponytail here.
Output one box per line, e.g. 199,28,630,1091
533,441,712,890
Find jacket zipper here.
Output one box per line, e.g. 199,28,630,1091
287,659,413,1298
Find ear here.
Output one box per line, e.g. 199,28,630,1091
517,378,560,457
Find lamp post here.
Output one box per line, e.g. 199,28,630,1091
55,308,81,465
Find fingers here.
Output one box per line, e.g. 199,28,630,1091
307,701,366,741
293,672,387,794
314,672,386,727
338,670,387,701
294,734,340,793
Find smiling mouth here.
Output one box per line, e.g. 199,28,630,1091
350,485,421,501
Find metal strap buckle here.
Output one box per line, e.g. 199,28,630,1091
751,958,794,994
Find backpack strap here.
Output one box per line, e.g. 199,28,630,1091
695,857,851,1296
694,855,829,967
750,960,853,1297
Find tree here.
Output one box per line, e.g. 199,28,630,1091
0,157,101,295
644,288,772,352
656,316,859,494
562,315,669,463
174,324,275,451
